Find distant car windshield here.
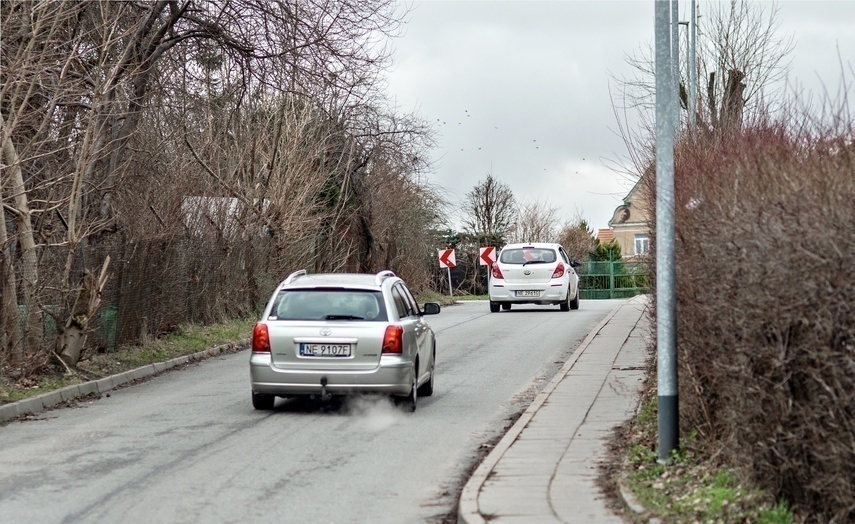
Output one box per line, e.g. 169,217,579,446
499,248,557,265
268,289,388,321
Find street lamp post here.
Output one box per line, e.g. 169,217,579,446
655,0,679,463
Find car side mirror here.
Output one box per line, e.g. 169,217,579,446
421,302,441,315
569,260,582,268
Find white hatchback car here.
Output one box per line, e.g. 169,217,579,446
488,243,580,312
250,270,440,412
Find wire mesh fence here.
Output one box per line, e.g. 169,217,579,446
577,259,651,299
427,254,651,300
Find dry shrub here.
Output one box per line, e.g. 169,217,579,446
652,118,855,521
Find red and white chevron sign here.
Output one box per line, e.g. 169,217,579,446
438,248,456,269
479,246,497,266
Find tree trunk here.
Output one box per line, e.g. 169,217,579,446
244,240,258,314
720,69,746,132
56,257,110,367
1,113,41,357
358,210,376,273
707,71,718,130
0,202,23,365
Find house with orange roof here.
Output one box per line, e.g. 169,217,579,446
596,228,615,244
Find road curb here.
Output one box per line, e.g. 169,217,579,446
619,479,663,524
0,340,247,424
457,300,627,524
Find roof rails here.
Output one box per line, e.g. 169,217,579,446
375,270,396,286
283,269,307,285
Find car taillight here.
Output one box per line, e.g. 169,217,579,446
252,323,271,353
382,325,403,354
491,263,504,279
551,263,565,279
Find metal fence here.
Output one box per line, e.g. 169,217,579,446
17,304,118,352
577,260,650,299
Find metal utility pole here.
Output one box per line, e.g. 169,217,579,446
688,0,697,129
671,0,680,134
679,20,690,117
678,0,698,129
655,0,679,462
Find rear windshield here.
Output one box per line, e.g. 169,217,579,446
268,289,388,321
499,248,557,264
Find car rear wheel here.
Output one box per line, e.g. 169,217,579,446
418,351,435,397
397,367,417,412
489,300,500,313
560,291,571,311
570,287,580,310
252,391,275,410
501,303,511,311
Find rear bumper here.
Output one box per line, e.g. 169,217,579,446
488,283,568,304
249,353,413,396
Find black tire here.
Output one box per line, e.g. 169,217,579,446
570,287,580,310
252,391,275,410
397,366,417,412
501,303,511,311
560,291,571,311
489,301,500,313
418,350,435,397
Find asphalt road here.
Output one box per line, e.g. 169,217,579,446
0,299,624,523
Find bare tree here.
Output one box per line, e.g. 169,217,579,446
508,198,559,243
556,218,595,262
345,106,438,274
0,2,80,362
617,0,794,136
0,0,410,368
358,153,443,290
461,174,517,245
701,0,794,130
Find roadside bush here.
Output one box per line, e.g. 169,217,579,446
648,116,855,521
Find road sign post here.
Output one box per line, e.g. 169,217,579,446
479,246,497,294
438,248,456,298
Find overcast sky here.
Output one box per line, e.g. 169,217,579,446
383,0,855,233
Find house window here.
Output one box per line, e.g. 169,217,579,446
634,234,649,255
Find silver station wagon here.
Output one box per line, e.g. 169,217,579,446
249,270,441,412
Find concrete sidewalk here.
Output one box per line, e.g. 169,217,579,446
458,295,650,524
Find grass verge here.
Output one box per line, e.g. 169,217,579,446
418,290,460,306
615,385,793,523
452,294,487,301
0,318,253,406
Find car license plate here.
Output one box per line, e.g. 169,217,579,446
515,290,541,297
300,343,352,357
